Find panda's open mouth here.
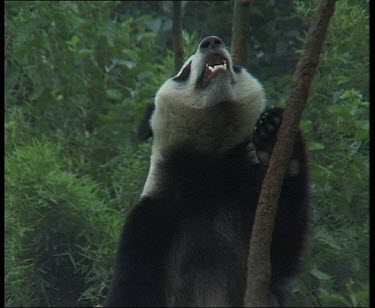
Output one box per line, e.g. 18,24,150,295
205,54,228,78
197,53,232,87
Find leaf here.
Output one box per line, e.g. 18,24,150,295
115,59,136,69
105,89,122,100
355,120,369,130
143,18,162,33
321,293,352,306
105,21,116,47
354,289,369,306
329,105,351,120
349,293,357,307
355,128,369,140
332,193,353,219
308,141,325,151
315,229,342,250
65,35,80,47
136,32,156,43
335,75,351,85
310,268,332,280
77,49,93,57
12,21,34,49
29,86,45,101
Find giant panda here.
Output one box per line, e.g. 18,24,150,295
105,36,309,307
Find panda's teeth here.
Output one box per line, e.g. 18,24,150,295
207,63,227,71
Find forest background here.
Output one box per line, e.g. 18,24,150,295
5,0,369,307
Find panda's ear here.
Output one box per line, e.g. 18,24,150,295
137,103,155,141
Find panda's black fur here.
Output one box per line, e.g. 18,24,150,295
105,36,310,307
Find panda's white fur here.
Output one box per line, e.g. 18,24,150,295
142,38,266,196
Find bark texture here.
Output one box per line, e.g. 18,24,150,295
172,1,184,74
231,0,251,67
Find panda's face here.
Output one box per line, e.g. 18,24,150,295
171,37,236,106
156,36,263,109
158,36,241,108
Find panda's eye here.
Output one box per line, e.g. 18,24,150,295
173,61,192,82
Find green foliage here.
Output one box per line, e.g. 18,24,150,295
295,0,369,96
5,140,120,306
5,1,168,185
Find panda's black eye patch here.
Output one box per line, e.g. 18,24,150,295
173,61,192,82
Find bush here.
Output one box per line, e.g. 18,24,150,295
5,140,120,306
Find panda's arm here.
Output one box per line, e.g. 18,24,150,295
105,196,176,307
253,108,310,304
270,131,309,304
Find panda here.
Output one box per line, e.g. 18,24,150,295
105,36,309,307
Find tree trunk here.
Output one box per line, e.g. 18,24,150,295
244,1,336,306
172,1,184,74
231,0,251,67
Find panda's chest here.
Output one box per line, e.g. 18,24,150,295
165,208,248,306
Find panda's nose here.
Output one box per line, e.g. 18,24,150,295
199,36,224,51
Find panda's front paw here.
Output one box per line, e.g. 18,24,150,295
253,108,302,176
253,108,284,166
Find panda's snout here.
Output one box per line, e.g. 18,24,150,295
199,36,225,52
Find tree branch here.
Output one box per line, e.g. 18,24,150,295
172,1,184,74
231,0,251,67
244,1,336,306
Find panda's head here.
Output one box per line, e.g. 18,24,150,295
149,36,266,155
169,36,238,107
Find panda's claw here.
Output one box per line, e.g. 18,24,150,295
253,107,284,166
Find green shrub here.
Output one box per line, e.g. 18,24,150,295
5,140,120,306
